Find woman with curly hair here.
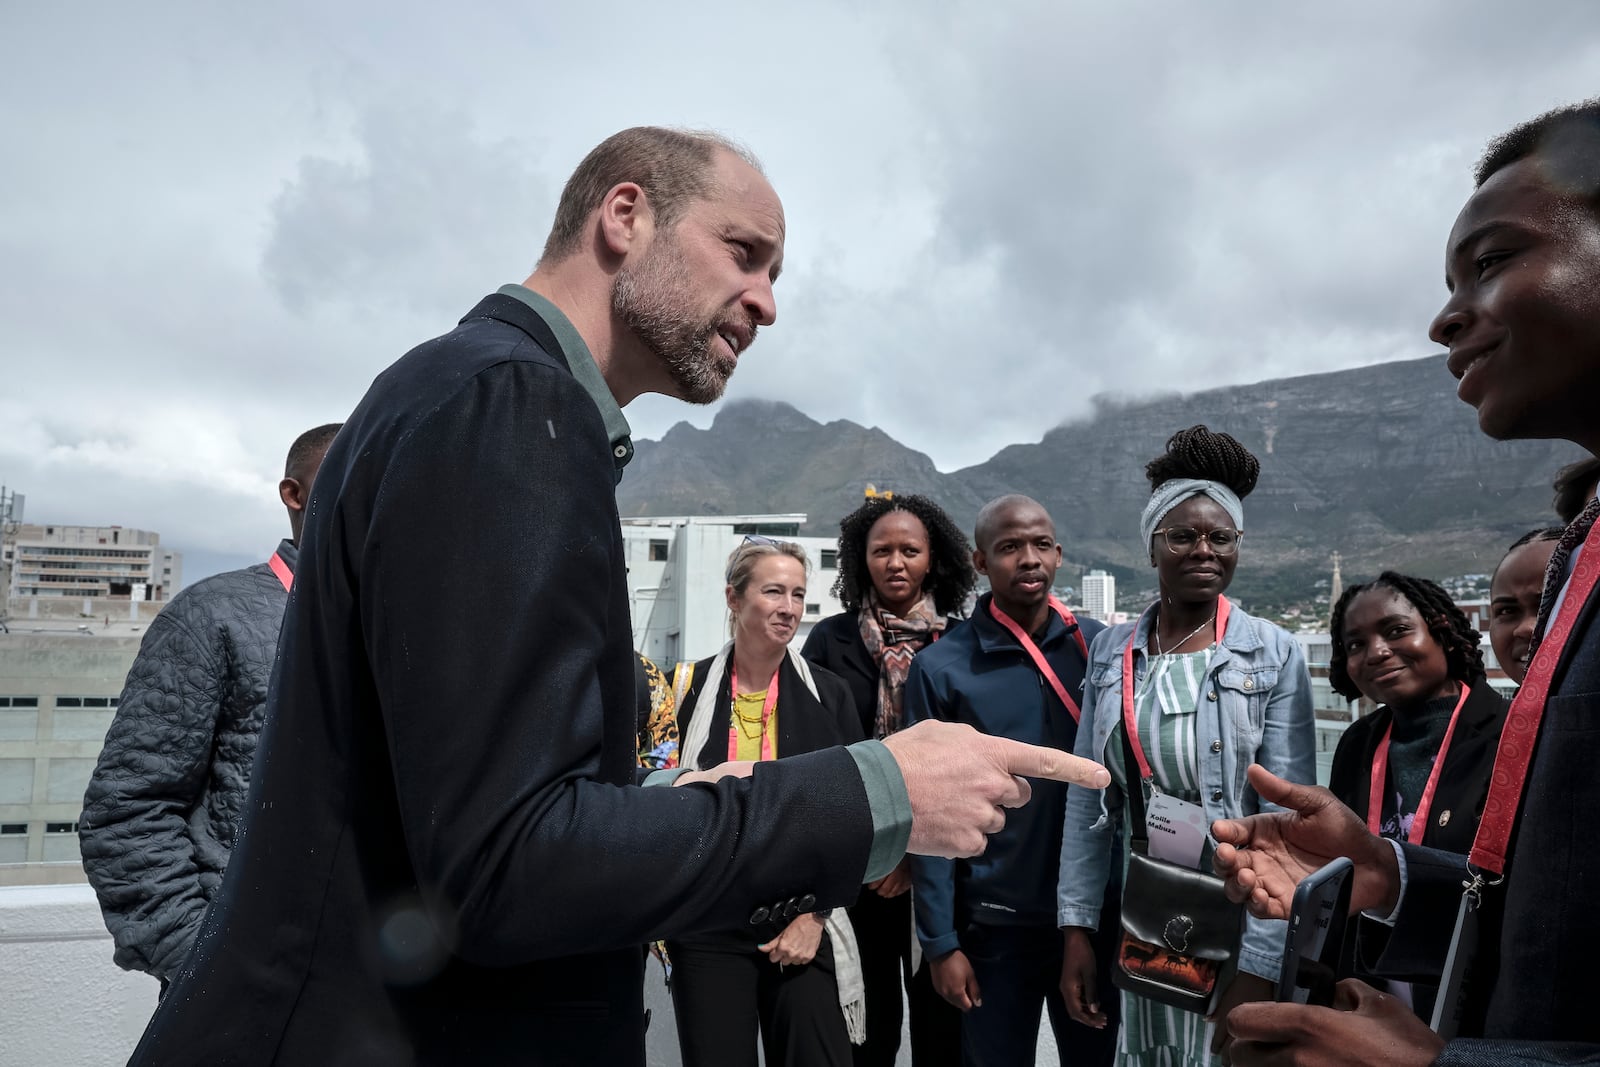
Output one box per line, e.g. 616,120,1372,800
1057,425,1314,1067
803,494,976,1067
1324,571,1509,1020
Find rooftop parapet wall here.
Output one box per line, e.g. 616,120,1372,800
0,880,156,1066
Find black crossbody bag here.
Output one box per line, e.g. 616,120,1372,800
1111,727,1244,1014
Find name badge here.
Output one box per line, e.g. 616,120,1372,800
1146,792,1209,869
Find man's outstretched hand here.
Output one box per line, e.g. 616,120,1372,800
883,720,1110,858
1226,978,1443,1066
1210,765,1401,920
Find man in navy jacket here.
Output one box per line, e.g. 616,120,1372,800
907,496,1119,1066
1213,102,1600,1066
125,128,1110,1066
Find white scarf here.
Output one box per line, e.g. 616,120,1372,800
677,640,868,1044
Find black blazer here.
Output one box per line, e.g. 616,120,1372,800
676,651,865,770
1382,575,1600,1061
801,612,882,739
1328,682,1508,857
126,294,877,1066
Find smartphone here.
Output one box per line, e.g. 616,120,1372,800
1275,856,1352,1006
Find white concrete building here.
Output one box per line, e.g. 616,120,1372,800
1081,569,1116,622
0,624,140,864
5,524,181,604
621,514,845,667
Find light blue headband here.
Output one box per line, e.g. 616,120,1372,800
1139,478,1245,551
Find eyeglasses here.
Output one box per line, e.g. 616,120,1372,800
1151,526,1243,556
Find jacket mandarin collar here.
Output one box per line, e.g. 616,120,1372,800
275,539,298,574
971,592,1075,655
481,285,635,477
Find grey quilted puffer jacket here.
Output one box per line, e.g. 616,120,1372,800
79,540,294,981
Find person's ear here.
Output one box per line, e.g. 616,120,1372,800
279,477,307,515
598,182,650,257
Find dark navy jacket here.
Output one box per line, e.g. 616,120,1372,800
905,594,1106,956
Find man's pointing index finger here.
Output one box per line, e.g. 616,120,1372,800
994,738,1111,789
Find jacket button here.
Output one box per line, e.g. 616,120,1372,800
798,894,817,911
749,906,770,925
1210,739,1222,753
1242,677,1254,691
1206,690,1218,701
1211,789,1224,802
781,899,799,920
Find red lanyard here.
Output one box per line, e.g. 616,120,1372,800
267,551,293,592
1120,597,1231,781
1367,684,1471,843
1470,520,1600,876
727,665,779,762
988,596,1089,722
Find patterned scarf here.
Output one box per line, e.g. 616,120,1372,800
858,589,946,739
1530,495,1600,658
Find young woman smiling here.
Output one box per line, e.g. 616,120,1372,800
667,539,868,1067
1325,572,1509,1020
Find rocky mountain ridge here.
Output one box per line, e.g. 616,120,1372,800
615,354,1583,608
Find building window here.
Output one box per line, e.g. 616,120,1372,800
649,540,669,562
0,823,26,836
54,696,115,709
805,603,821,615
820,549,838,570
0,697,39,708
45,821,79,834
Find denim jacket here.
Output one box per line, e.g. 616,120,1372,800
1055,601,1315,981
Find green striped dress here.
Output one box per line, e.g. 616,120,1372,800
1110,648,1219,1067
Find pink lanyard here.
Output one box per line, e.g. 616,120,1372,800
1470,519,1600,876
1367,684,1471,843
987,596,1089,722
1120,596,1231,781
267,551,293,592
727,665,780,762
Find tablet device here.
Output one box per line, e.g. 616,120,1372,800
1275,856,1353,1005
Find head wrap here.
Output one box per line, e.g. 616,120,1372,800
1139,478,1245,552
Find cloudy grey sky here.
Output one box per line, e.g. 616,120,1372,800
3,2,1597,580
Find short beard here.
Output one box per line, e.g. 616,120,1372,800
611,237,746,405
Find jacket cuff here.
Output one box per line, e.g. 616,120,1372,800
1237,913,1287,981
921,931,962,959
642,767,689,787
847,740,912,883
1057,904,1102,932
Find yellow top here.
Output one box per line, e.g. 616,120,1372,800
731,688,778,761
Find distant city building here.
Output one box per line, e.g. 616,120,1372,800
0,624,141,864
1081,569,1116,622
4,525,181,604
622,514,845,667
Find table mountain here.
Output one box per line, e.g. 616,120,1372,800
616,355,1583,608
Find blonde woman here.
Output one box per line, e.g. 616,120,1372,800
666,538,868,1067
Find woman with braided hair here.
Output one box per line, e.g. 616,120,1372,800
1058,425,1314,1067
803,494,974,1067
1324,571,1509,1020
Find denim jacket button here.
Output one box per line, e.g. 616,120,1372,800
1242,677,1255,691
1211,788,1224,802
1210,739,1222,753
1207,690,1218,701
